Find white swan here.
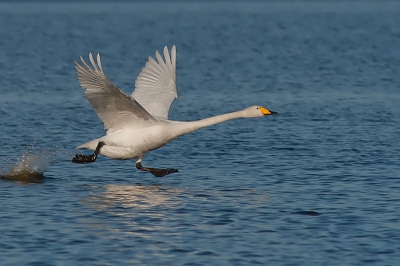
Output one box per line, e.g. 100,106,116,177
72,46,277,177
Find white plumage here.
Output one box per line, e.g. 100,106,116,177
133,46,177,120
72,46,277,177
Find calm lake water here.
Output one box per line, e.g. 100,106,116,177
1,2,400,265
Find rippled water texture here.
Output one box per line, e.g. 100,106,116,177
1,2,400,265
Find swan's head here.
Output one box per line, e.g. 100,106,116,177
244,106,278,118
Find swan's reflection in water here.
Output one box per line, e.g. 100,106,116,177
81,184,185,238
83,184,184,211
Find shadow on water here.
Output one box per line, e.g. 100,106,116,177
0,143,61,184
294,210,321,216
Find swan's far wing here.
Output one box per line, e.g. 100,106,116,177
76,53,156,132
132,46,177,120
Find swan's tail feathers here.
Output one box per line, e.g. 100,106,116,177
75,139,100,151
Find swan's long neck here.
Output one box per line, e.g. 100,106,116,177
172,110,246,137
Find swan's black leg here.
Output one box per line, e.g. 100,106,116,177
136,162,178,177
72,141,105,164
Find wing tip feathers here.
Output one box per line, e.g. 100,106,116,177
77,52,103,73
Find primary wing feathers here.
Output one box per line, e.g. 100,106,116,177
132,45,177,120
75,53,156,133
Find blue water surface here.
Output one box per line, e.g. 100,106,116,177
1,2,400,265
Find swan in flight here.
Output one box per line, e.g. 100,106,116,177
72,46,277,177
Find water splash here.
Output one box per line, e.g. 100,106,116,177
0,141,60,183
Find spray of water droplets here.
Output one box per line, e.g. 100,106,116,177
0,137,66,183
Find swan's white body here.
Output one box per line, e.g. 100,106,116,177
78,110,264,160
74,46,276,175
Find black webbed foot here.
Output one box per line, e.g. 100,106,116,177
71,154,96,164
149,168,179,177
71,141,105,164
136,162,179,177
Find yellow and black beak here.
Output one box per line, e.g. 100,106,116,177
259,107,278,116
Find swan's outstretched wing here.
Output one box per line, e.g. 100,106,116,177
132,46,177,120
76,53,156,133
